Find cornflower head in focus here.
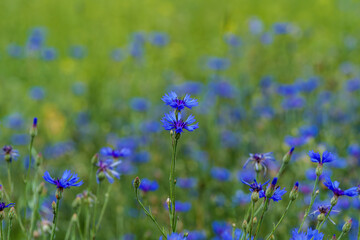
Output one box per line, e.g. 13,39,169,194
43,170,83,193
243,152,275,175
290,228,324,240
161,111,198,134
259,178,287,202
162,91,198,111
308,150,335,176
323,177,358,204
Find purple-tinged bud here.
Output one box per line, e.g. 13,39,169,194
271,177,278,187
8,207,15,220
331,234,336,240
290,181,299,200
282,147,295,164
266,177,277,198
242,220,248,229
71,213,78,221
51,201,56,212
133,177,141,189
342,219,352,233
253,217,257,224
30,117,38,137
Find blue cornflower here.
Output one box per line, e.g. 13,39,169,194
2,145,19,162
299,125,318,138
43,170,83,190
210,167,231,182
29,86,45,100
323,177,358,198
139,178,159,192
69,45,87,59
348,144,360,158
110,48,126,62
0,202,15,211
223,33,242,47
273,22,291,35
346,78,360,92
159,233,187,240
100,147,131,159
260,186,287,202
206,57,230,71
284,136,308,147
281,96,305,110
96,159,122,183
130,97,150,112
309,150,335,165
248,17,263,35
41,47,57,61
7,44,24,58
161,111,198,133
243,152,275,175
177,177,197,189
165,201,191,212
148,32,169,47
162,92,198,111
232,190,251,206
241,179,269,193
290,228,324,240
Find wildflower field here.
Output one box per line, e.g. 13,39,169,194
1,0,360,239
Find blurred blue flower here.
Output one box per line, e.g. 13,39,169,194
148,32,169,47
290,228,324,240
159,233,187,240
260,32,273,45
273,22,291,35
100,147,131,159
129,41,144,59
69,45,87,59
117,161,137,175
131,151,150,164
7,44,24,58
130,97,150,112
172,81,203,95
11,134,29,146
140,120,161,133
346,78,360,92
277,84,298,96
26,27,46,51
223,33,241,47
41,47,57,61
221,130,241,148
211,167,231,182
186,230,206,240
208,80,236,98
96,159,122,183
29,86,45,100
284,136,308,147
139,178,159,192
339,62,354,75
110,48,126,62
348,144,360,158
281,96,305,110
72,82,87,96
43,141,75,159
305,168,331,181
232,190,250,206
165,201,191,212
299,125,318,138
43,170,83,190
206,57,230,71
177,177,197,189
248,17,263,35
237,169,256,183
296,77,320,93
4,113,24,129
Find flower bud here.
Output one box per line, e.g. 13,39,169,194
251,191,259,202
252,217,257,224
52,201,56,213
133,177,141,189
97,172,106,182
33,230,40,238
317,213,325,222
55,189,63,200
91,153,99,165
35,153,43,167
255,163,263,173
330,196,338,206
316,164,323,176
8,207,15,220
30,117,38,138
72,196,82,209
289,182,299,201
282,147,295,164
331,234,336,240
71,213,78,222
242,220,248,229
342,219,352,233
183,232,189,237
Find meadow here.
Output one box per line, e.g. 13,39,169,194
0,0,360,239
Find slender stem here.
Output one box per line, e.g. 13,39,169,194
232,225,235,240
7,217,12,240
254,199,270,240
91,183,101,239
298,175,319,233
249,201,255,239
29,186,41,240
96,185,112,232
76,216,84,240
136,190,167,239
337,232,345,240
265,200,293,240
50,198,61,240
254,202,264,217
317,205,334,230
169,138,178,233
64,218,75,240
7,164,12,196
24,136,35,222
84,205,91,240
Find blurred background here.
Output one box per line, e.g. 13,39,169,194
1,0,360,239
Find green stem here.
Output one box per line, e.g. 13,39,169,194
7,164,12,196
265,200,293,240
76,216,84,240
135,190,167,239
84,204,91,239
249,201,255,239
91,183,101,239
50,198,61,240
254,199,270,240
7,218,12,240
64,218,75,240
95,185,112,232
24,136,35,222
317,205,334,230
28,185,41,240
298,175,319,233
169,138,178,233
337,232,345,240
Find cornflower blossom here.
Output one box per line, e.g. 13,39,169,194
2,145,19,162
260,186,287,202
290,228,324,240
241,179,269,193
159,233,187,240
323,177,358,198
243,152,275,175
309,150,335,165
161,111,198,133
138,179,159,192
100,147,131,159
162,92,198,111
0,202,15,211
43,170,83,191
310,204,339,224
96,159,122,183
